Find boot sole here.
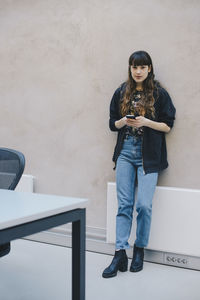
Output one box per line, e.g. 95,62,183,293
129,266,143,272
102,271,118,278
102,263,128,278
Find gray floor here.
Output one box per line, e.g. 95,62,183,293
0,239,199,300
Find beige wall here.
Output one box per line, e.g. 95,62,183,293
0,0,200,229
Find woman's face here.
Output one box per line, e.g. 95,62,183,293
130,65,151,84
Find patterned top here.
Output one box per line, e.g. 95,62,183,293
126,91,144,137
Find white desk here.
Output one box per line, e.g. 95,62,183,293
0,189,88,300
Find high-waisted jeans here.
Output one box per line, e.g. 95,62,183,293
116,135,158,249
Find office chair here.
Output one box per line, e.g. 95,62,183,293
0,148,25,257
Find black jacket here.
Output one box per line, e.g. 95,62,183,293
109,83,176,174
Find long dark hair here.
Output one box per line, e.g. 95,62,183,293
120,50,160,118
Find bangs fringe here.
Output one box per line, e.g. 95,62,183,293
129,51,151,66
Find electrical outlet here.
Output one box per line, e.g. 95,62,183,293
164,253,188,267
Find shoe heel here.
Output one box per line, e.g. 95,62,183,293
119,260,128,272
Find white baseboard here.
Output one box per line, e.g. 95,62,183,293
24,227,200,271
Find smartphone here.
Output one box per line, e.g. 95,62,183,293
126,115,136,119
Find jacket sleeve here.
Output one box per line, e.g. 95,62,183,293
109,87,122,131
157,88,176,128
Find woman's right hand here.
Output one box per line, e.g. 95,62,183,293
115,117,127,129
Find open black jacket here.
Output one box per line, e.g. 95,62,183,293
109,83,176,174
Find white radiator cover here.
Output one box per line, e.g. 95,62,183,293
107,183,200,257
16,174,34,193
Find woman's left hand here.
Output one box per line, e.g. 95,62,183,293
126,116,149,128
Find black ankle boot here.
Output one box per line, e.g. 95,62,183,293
102,249,128,278
130,244,144,272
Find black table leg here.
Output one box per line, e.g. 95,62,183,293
72,208,86,300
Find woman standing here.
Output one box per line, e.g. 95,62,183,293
102,50,176,278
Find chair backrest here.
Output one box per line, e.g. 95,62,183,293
0,148,25,257
0,148,25,190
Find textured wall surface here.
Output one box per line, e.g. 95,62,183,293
0,0,200,229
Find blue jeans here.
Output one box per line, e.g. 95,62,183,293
116,135,158,249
